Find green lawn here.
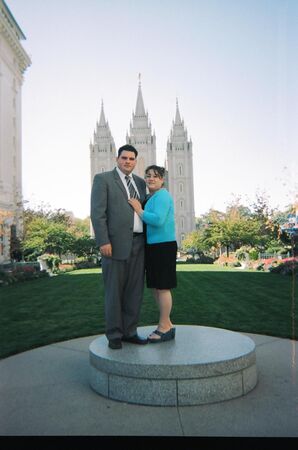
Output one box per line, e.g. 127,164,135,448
0,265,297,359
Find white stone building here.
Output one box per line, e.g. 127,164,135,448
90,81,196,247
90,101,116,183
126,81,156,178
0,0,31,262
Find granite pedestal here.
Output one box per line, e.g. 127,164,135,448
89,325,257,406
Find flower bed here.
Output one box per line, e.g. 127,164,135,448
268,257,298,275
0,262,49,286
214,254,297,275
214,254,241,267
57,263,75,273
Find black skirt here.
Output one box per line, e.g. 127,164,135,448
145,241,177,289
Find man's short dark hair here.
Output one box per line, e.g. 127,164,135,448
118,144,138,158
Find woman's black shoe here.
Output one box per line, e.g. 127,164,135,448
148,327,176,343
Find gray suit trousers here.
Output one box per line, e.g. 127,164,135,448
101,234,145,340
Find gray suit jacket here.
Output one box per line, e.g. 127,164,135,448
90,168,147,260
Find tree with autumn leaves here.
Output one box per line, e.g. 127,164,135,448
182,194,296,258
18,204,97,261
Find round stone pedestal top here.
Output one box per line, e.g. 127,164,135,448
89,325,256,379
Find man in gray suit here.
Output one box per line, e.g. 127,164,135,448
91,144,148,349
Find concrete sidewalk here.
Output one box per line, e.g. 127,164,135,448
0,332,297,436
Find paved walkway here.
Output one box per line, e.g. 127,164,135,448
0,331,297,437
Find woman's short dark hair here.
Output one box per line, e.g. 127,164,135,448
145,165,165,178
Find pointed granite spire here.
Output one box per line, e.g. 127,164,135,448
135,73,146,116
174,98,182,125
99,99,106,126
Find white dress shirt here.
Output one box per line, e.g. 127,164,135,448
116,167,143,233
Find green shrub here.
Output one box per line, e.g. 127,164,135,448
74,260,98,269
269,259,298,276
0,270,15,286
232,261,241,267
235,247,249,261
214,254,238,267
255,262,265,271
249,248,259,260
57,264,75,273
40,254,61,271
185,255,214,264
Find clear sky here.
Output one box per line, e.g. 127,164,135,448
7,0,298,218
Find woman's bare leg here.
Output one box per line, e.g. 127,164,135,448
149,289,174,340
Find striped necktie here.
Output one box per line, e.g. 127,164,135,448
125,176,139,199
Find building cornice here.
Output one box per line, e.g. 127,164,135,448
1,0,25,38
0,2,31,74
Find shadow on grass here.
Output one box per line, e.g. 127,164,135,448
0,269,297,358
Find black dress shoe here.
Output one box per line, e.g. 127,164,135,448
122,334,148,345
108,338,122,349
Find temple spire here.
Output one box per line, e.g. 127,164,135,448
174,98,182,125
127,74,156,176
135,73,146,116
99,99,106,126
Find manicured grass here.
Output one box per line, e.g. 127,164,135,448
0,265,296,359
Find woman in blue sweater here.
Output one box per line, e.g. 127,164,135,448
128,165,177,343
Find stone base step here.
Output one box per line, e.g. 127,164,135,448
89,325,257,406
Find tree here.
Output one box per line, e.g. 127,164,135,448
0,210,14,262
183,210,224,256
223,204,262,252
71,217,90,236
22,216,49,259
21,204,95,260
71,235,97,259
249,192,279,249
44,224,75,257
277,203,298,256
181,229,208,254
22,205,76,260
199,205,262,256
